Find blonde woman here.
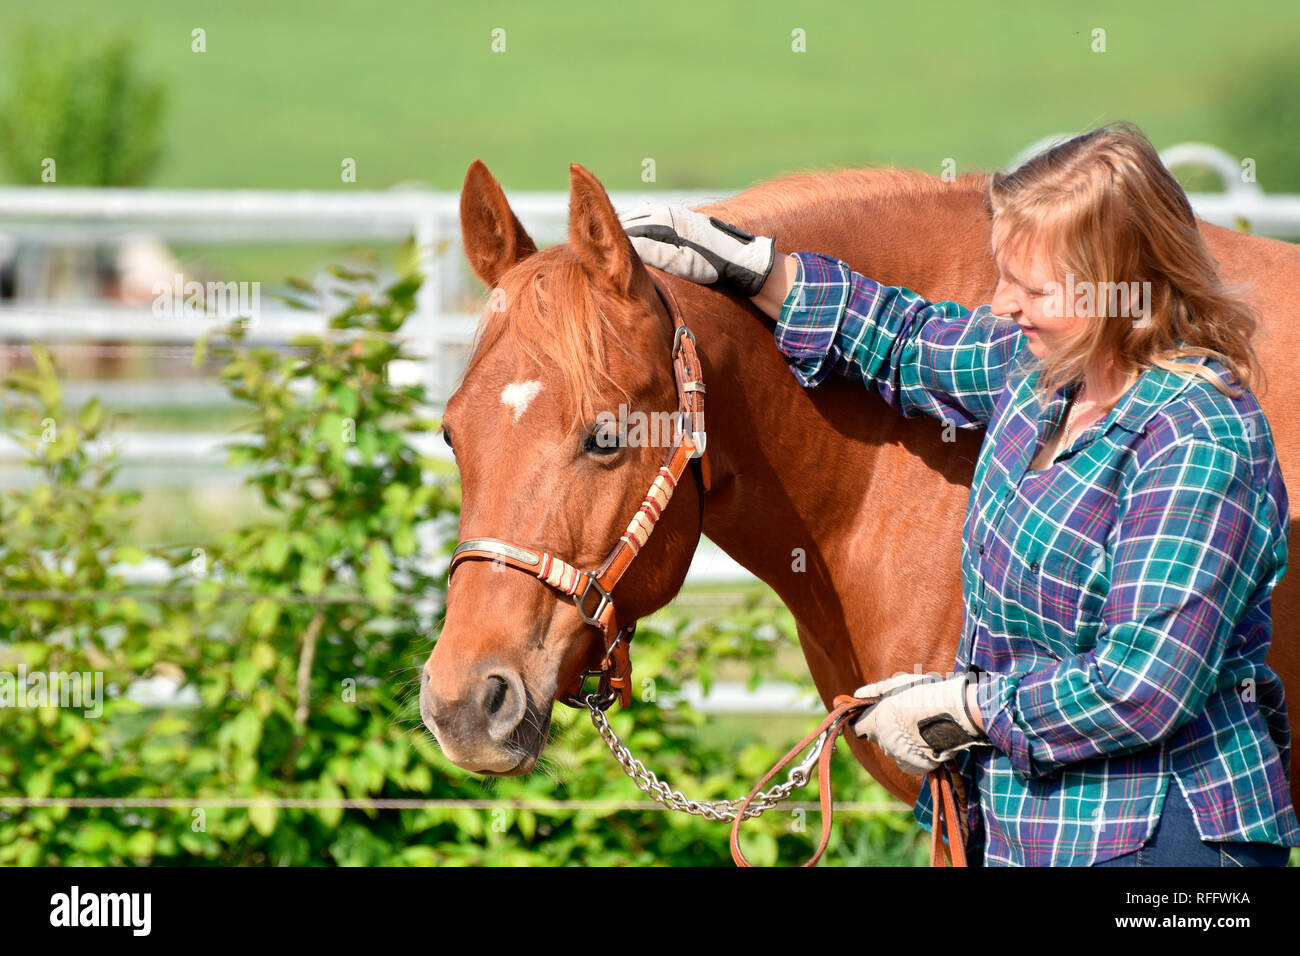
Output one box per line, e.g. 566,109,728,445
622,122,1299,867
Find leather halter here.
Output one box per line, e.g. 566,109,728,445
447,271,711,711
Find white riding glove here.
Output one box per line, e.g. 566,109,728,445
619,202,777,298
851,670,991,775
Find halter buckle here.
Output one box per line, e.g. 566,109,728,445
562,672,620,712
672,324,695,357
573,571,613,627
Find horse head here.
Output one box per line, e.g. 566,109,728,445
420,159,709,775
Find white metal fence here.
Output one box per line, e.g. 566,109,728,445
0,141,1293,403
0,142,1295,620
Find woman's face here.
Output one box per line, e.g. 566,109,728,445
989,224,1088,358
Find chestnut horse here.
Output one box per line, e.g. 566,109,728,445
422,158,1300,820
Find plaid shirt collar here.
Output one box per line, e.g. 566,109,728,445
1015,346,1212,442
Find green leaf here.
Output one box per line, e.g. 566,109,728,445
232,657,260,695
325,263,376,282
248,802,277,837
362,541,394,609
114,544,147,564
29,345,62,408
261,533,290,573
26,766,53,799
299,560,325,595
517,810,536,840
78,397,104,433
251,641,276,672
226,708,263,754
332,383,359,418
274,294,317,312
247,598,280,638
317,779,344,828
391,525,416,557
395,234,421,281
44,422,78,462
125,829,156,859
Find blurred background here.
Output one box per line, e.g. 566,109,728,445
0,0,1296,865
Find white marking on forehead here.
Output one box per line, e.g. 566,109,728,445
500,379,544,423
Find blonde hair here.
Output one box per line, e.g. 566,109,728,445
987,121,1265,412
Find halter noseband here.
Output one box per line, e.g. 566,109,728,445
447,272,711,711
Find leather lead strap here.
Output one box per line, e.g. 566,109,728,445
730,695,968,868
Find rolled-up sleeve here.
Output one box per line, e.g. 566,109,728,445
772,251,1025,429
976,437,1280,779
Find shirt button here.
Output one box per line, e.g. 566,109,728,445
1030,560,1040,573
978,543,986,556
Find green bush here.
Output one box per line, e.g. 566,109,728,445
0,346,162,863
0,25,165,185
0,241,927,865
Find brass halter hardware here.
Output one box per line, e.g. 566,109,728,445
447,272,711,711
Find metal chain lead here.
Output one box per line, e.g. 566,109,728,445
585,695,834,822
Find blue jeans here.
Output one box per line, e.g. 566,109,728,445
966,782,1292,866
1091,782,1291,867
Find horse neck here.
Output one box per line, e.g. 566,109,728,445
684,178,995,663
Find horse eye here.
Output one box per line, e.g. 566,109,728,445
582,422,622,455
441,426,453,450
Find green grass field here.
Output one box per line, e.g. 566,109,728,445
2,0,1297,194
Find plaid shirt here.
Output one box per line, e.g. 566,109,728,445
774,251,1300,866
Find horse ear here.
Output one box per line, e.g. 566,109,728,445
460,159,538,287
568,163,645,298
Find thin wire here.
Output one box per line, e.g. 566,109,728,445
0,341,437,358
0,796,909,813
0,588,442,607
0,588,771,609
0,325,461,353
0,344,204,359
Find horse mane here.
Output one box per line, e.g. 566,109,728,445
701,165,993,235
458,166,994,433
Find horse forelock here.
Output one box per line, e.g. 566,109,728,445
459,246,638,437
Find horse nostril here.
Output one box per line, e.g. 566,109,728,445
485,675,510,716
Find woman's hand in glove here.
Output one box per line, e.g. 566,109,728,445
851,671,992,775
619,203,777,298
